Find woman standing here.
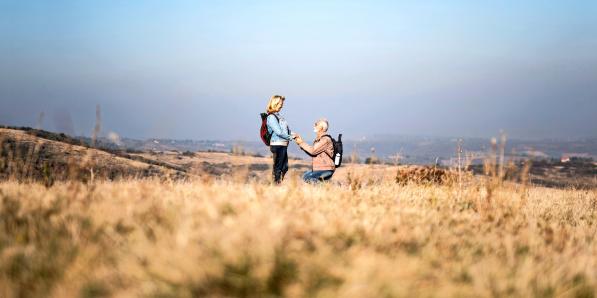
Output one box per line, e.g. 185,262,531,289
265,95,293,184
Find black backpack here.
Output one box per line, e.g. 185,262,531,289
323,134,343,167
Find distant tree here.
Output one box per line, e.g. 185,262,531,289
182,151,196,157
365,157,381,165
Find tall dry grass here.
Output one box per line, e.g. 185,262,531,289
1,126,595,297
1,174,596,297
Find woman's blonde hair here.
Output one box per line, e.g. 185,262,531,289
266,95,285,113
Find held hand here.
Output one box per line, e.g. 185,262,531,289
291,133,299,142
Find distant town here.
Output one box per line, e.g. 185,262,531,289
101,132,597,166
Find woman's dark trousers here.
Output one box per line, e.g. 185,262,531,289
270,145,289,184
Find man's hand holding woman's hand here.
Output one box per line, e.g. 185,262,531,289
291,133,304,145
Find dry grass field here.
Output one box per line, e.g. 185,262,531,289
1,127,596,297
1,172,596,297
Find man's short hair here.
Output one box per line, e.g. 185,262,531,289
318,118,329,132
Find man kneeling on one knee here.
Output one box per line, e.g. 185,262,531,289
293,119,335,183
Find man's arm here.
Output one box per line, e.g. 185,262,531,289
267,115,292,141
297,137,330,156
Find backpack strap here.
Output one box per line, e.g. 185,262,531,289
268,113,290,135
320,135,335,160
267,113,280,122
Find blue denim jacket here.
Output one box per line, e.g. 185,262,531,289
267,113,292,146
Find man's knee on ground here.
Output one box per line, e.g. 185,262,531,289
302,170,333,183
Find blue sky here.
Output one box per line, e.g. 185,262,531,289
1,1,596,140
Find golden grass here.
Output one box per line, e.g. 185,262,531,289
1,174,596,298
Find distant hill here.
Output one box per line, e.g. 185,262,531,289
0,125,594,188
3,125,596,166
0,127,185,184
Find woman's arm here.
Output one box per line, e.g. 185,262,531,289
267,115,292,141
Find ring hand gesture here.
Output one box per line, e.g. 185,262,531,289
292,133,304,144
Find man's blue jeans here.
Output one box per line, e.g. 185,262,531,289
302,170,334,183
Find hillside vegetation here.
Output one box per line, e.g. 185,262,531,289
0,128,185,184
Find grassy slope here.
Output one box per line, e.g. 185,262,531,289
1,177,595,297
0,128,184,182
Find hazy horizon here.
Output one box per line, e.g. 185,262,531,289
2,1,596,141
